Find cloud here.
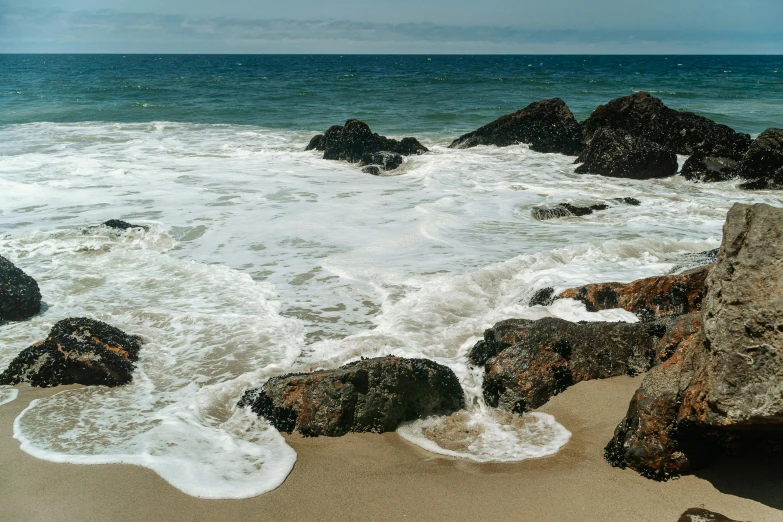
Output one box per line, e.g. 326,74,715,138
0,7,781,53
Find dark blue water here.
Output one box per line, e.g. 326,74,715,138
1,55,781,137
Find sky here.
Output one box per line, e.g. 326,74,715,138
1,0,781,54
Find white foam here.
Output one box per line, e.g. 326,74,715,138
0,388,18,406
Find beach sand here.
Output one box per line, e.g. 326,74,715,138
2,376,781,522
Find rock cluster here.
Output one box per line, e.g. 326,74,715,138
605,203,783,480
239,356,464,437
306,119,428,174
0,255,41,322
0,318,143,387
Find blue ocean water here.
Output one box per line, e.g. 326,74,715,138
1,54,781,136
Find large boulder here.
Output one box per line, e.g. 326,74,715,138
606,203,783,479
736,128,783,189
558,265,710,322
574,128,678,179
448,98,584,155
238,356,464,437
472,317,682,414
581,92,751,158
0,318,143,387
306,120,428,172
0,255,42,322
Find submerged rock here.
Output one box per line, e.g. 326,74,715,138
102,219,148,231
0,255,41,322
306,119,428,172
737,128,783,189
558,265,710,322
528,287,556,307
0,317,143,387
239,356,464,437
448,98,584,155
530,202,609,221
574,128,678,179
606,203,783,480
677,508,743,522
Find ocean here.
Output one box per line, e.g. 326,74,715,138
0,54,782,498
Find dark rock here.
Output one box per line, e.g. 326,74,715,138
606,203,783,480
308,119,428,172
102,219,148,231
668,249,719,274
531,202,610,220
682,150,739,183
0,317,142,387
558,265,710,322
449,98,584,155
0,255,41,322
581,92,751,157
529,287,556,307
737,128,783,189
238,356,464,437
678,508,743,522
575,128,678,179
614,197,641,206
361,166,382,176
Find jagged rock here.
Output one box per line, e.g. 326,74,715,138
474,318,666,413
615,197,641,206
307,120,428,172
102,219,148,231
737,128,783,189
606,203,783,480
581,92,751,157
529,287,556,307
682,151,739,183
0,318,142,387
448,98,584,155
238,356,464,437
558,265,710,322
531,202,609,220
677,508,743,522
0,255,41,322
574,128,678,179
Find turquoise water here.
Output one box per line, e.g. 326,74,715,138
2,55,782,135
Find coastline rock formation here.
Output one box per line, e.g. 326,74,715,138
239,356,464,437
574,128,678,179
448,98,584,155
736,128,783,189
0,254,42,322
0,317,143,387
605,203,783,480
558,265,710,322
306,119,428,173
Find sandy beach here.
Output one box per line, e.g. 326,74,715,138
2,376,780,522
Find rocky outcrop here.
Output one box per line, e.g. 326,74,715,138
531,202,608,220
305,120,428,172
472,318,677,413
606,203,783,480
681,151,739,183
581,92,751,158
558,265,710,322
574,128,678,179
102,219,148,231
239,356,464,437
737,128,783,189
0,317,143,387
448,98,584,155
677,508,742,522
0,255,41,322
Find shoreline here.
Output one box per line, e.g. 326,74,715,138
2,377,781,521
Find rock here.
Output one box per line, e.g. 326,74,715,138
737,128,783,189
614,197,641,206
448,98,584,155
531,202,609,220
581,92,751,157
102,219,148,231
682,151,739,183
475,318,664,413
308,119,428,172
0,317,143,387
361,166,382,176
606,203,783,480
529,287,556,307
238,356,464,437
558,265,710,322
677,508,743,522
668,249,719,274
574,128,678,179
0,255,41,322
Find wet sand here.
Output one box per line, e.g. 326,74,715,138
2,376,781,522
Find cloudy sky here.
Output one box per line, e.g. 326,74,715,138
1,0,781,54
